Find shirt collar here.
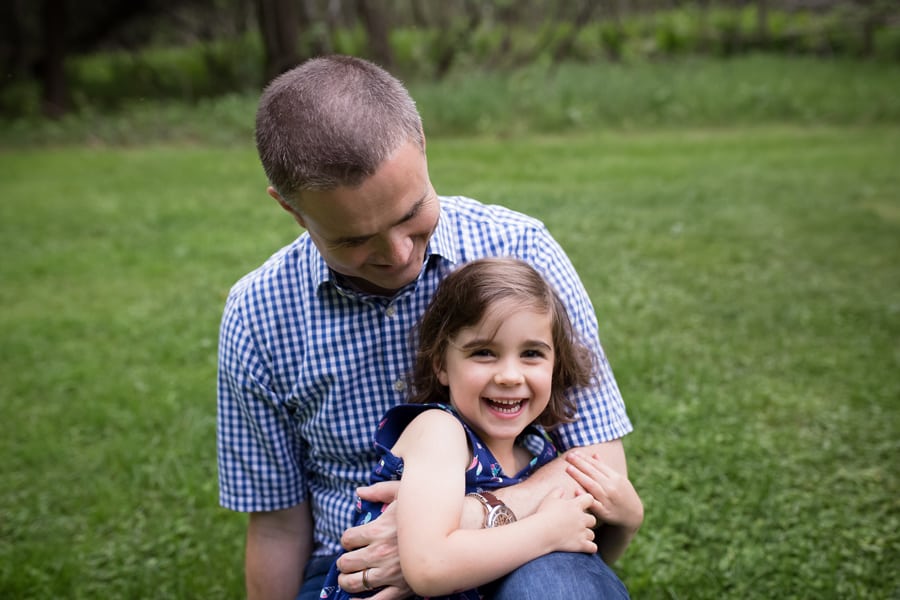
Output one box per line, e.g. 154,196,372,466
310,240,333,291
425,202,458,266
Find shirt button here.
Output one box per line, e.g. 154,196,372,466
386,305,397,317
393,379,407,392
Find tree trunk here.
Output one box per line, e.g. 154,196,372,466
756,0,769,48
0,0,29,84
551,0,598,65
256,0,301,82
409,0,428,28
356,0,394,70
432,0,482,78
697,0,711,53
298,0,332,56
235,0,253,34
492,0,520,69
40,0,67,118
859,0,882,57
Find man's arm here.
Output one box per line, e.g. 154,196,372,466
246,503,314,600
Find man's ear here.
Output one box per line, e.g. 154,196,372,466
267,186,306,228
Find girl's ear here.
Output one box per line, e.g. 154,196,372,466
434,358,449,386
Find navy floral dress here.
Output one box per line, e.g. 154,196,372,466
320,403,560,600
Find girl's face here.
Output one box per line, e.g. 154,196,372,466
437,301,555,450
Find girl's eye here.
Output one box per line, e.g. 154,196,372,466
522,349,547,359
469,348,494,358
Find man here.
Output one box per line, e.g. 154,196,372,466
218,55,637,599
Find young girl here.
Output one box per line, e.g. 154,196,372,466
321,257,642,599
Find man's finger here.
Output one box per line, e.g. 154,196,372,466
354,585,410,600
356,480,401,504
341,506,397,552
340,521,372,552
567,452,603,477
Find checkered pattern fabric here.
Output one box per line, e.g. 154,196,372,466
217,195,632,556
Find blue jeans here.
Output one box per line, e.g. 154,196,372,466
484,552,629,599
297,552,629,600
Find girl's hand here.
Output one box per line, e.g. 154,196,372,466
565,451,644,532
534,489,598,554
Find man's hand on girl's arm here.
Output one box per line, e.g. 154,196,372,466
338,481,413,599
565,450,643,564
483,439,629,524
337,440,638,596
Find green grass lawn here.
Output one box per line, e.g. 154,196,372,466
1,124,898,598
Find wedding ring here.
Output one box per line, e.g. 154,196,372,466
362,567,372,591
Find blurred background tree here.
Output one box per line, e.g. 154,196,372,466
0,0,897,119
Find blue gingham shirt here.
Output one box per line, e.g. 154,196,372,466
217,195,632,556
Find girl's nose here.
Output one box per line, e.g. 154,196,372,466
493,365,524,386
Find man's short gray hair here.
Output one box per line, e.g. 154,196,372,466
255,55,425,202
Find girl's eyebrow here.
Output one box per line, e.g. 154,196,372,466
450,338,553,351
448,339,483,350
448,338,490,351
524,340,554,351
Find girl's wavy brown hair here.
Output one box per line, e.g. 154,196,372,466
408,257,596,428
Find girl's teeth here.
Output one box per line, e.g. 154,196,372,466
488,399,523,413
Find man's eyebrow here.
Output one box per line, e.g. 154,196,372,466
333,195,427,245
396,195,426,225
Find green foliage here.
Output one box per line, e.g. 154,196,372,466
0,79,41,119
414,56,900,137
4,3,898,119
598,22,627,61
1,125,897,598
3,56,899,147
652,11,695,55
876,25,900,60
331,23,368,59
1,92,257,147
64,33,264,112
390,27,434,75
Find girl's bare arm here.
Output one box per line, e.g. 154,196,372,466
393,410,597,596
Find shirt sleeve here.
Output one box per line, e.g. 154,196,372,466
216,292,307,512
518,224,633,449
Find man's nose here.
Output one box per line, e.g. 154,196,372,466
377,233,413,265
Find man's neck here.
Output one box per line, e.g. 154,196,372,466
333,272,398,297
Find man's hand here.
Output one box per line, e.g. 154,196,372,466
565,450,643,564
336,481,413,599
565,451,643,531
491,440,627,520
